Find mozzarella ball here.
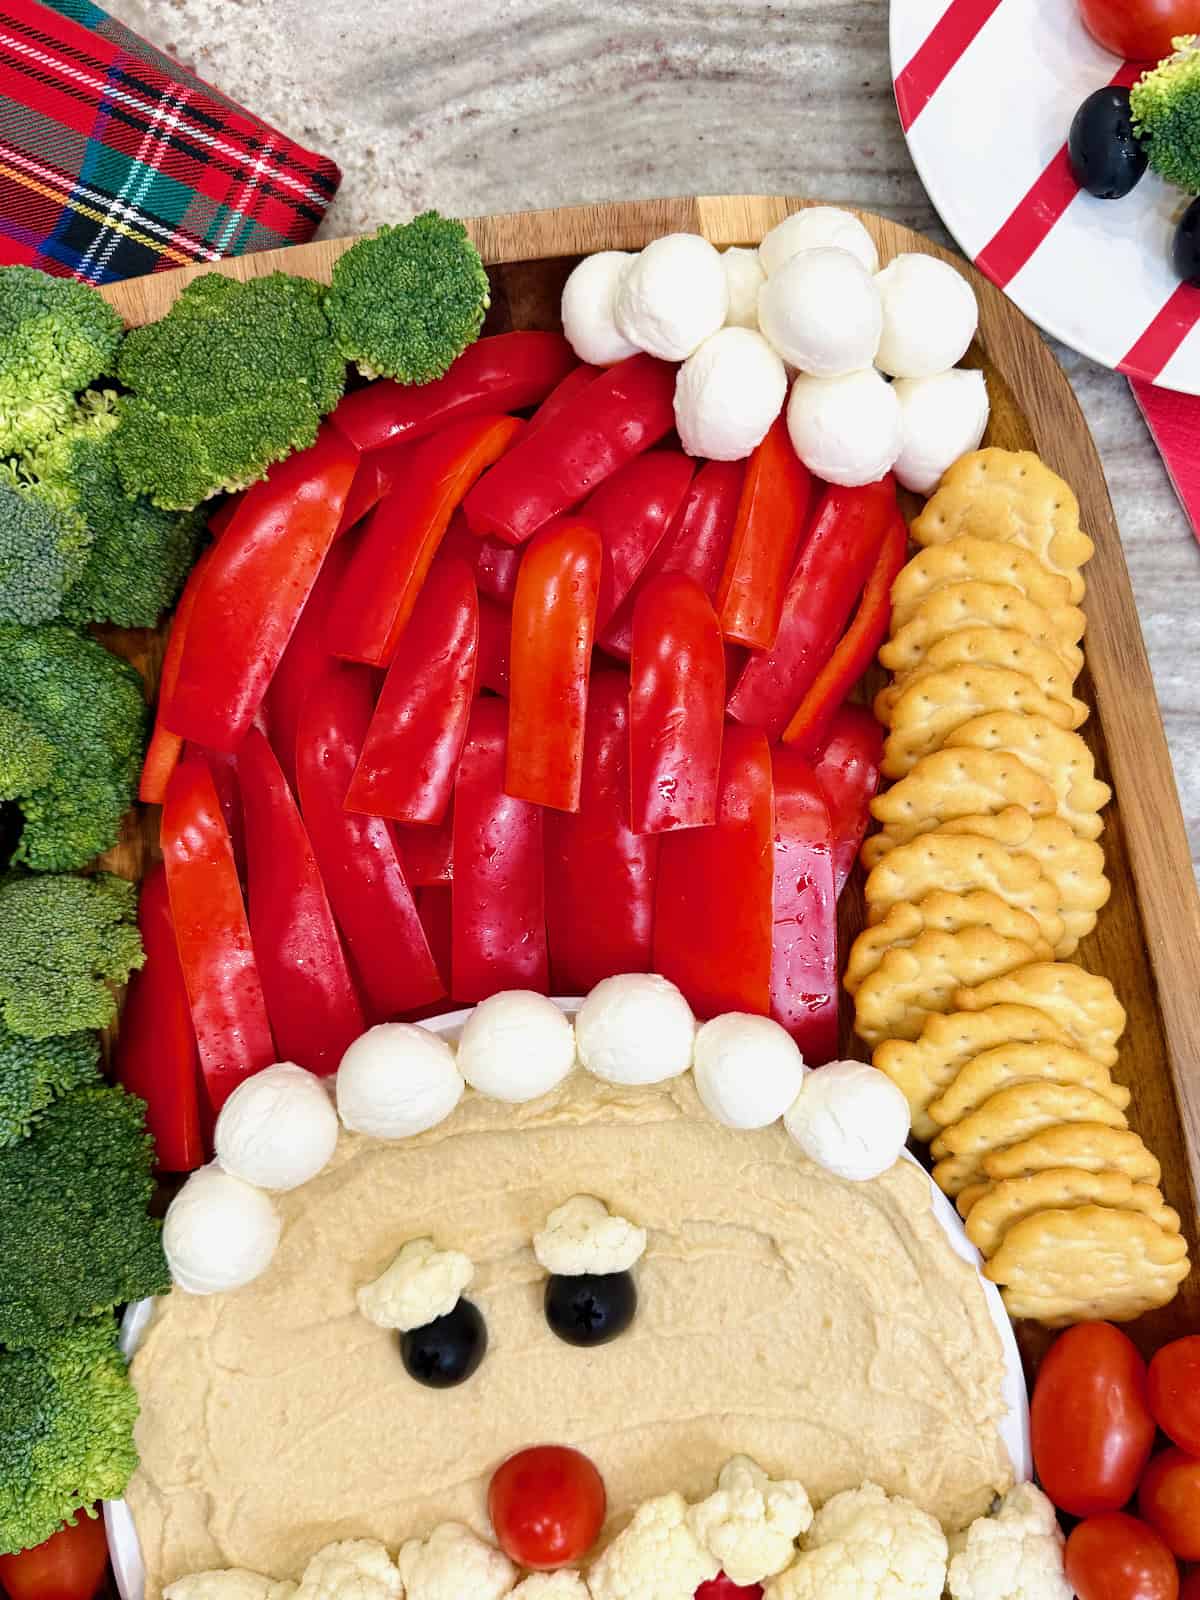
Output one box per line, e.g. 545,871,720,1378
758,248,882,376
721,246,766,329
674,327,787,461
214,1063,338,1191
576,974,696,1085
456,991,576,1102
784,1060,911,1181
164,1165,281,1294
787,370,901,487
759,206,879,277
874,253,979,378
337,1023,464,1139
561,251,639,366
614,233,728,361
893,369,990,496
692,1013,807,1130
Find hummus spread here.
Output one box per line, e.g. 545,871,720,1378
126,1073,1012,1594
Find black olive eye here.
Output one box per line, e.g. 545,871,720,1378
400,1297,487,1387
544,1271,637,1347
1067,87,1148,200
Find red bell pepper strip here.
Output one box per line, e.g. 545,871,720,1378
769,747,839,1063
475,535,523,602
161,753,276,1115
506,519,602,811
396,809,454,886
809,703,884,901
207,493,241,538
296,663,444,1021
345,558,478,824
462,353,678,546
452,696,548,1000
653,724,774,1017
599,459,743,660
716,415,813,651
138,548,212,804
416,885,453,996
239,727,364,1074
329,414,521,667
629,573,725,834
331,332,576,452
525,362,601,436
727,477,896,740
114,862,204,1172
477,593,511,696
544,667,658,992
197,744,246,881
334,440,414,537
782,509,908,756
584,451,694,629
168,425,359,751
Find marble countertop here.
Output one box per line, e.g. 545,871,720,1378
111,0,1200,872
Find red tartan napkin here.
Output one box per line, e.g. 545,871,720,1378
1131,380,1200,546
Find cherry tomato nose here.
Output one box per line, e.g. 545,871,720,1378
487,1443,607,1570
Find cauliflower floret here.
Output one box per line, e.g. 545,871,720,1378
764,1483,947,1600
397,1523,515,1600
511,1575,589,1598
586,1492,719,1600
947,1483,1071,1600
356,1237,474,1332
533,1194,647,1276
687,1456,814,1585
298,1540,403,1600
165,1573,297,1600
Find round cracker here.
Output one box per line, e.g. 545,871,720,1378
880,580,1085,680
954,962,1125,1068
846,892,1049,996
890,536,1075,634
965,1169,1180,1257
928,1040,1128,1128
883,664,1075,778
867,748,1057,856
853,927,1037,1046
983,1124,1161,1187
931,1080,1128,1162
876,629,1087,728
863,801,1040,870
945,711,1110,842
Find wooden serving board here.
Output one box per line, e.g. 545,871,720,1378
99,195,1200,1357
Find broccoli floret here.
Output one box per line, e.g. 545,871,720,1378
1132,37,1200,192
0,266,124,459
0,472,91,625
0,1315,140,1554
0,1020,100,1149
114,270,346,509
325,211,490,384
0,1083,167,1350
0,873,144,1039
0,625,148,871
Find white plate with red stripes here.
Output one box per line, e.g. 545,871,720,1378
891,0,1200,393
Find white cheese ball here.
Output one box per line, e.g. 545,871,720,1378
356,1237,474,1332
786,369,901,487
336,1023,464,1139
561,251,639,366
759,206,879,277
674,327,788,462
397,1524,516,1600
692,1013,808,1130
784,1060,911,1181
575,974,696,1085
164,1165,281,1295
614,232,728,361
874,252,979,379
893,369,990,496
758,247,882,377
456,990,576,1102
533,1194,647,1276
214,1063,338,1192
721,246,766,328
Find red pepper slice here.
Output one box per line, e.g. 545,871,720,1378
138,548,212,804
452,697,548,1000
329,414,521,667
196,744,247,881
808,703,884,901
475,535,523,602
462,353,678,546
769,747,839,1063
506,519,602,811
477,594,511,696
396,809,454,886
296,663,444,1021
782,510,908,756
238,727,364,1074
168,425,359,751
727,477,896,739
207,493,241,538
629,573,725,834
653,723,774,1017
416,885,453,997
161,753,276,1115
345,558,479,824
331,332,576,452
599,459,743,660
525,362,601,437
334,440,414,537
716,415,813,651
584,451,694,629
544,667,658,992
114,862,203,1171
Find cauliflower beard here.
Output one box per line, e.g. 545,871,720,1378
125,1074,1012,1593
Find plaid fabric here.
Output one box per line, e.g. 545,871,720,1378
0,0,340,283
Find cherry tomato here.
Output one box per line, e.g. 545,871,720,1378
695,1577,764,1599
1066,1514,1180,1600
0,1514,109,1600
488,1445,606,1570
1032,1323,1157,1516
1140,1450,1200,1561
1078,0,1200,62
1150,1340,1200,1457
